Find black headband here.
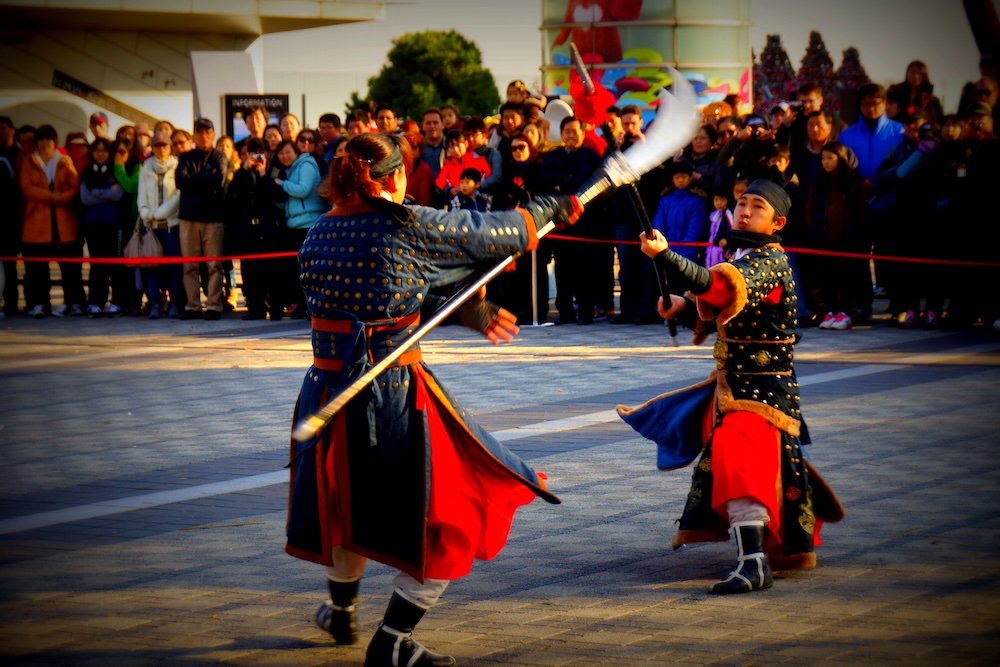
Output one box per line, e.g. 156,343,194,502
743,179,791,218
369,148,403,179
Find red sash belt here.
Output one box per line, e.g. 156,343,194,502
311,312,422,371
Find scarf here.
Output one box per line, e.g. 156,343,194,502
728,230,782,250
35,151,61,186
149,154,177,176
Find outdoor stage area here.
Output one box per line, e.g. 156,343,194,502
1,311,998,665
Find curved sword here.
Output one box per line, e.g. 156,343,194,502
292,71,699,442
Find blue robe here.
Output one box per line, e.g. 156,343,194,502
285,201,559,582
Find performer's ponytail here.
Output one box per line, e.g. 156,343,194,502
325,133,411,207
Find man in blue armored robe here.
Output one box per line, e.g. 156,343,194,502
286,132,581,666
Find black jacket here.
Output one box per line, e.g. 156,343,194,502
176,148,228,222
225,166,286,253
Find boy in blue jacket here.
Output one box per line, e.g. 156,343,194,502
650,161,709,265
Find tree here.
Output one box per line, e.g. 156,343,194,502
833,47,871,117
796,31,836,109
349,30,500,121
753,34,798,115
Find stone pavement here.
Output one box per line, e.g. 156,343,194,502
1,310,999,666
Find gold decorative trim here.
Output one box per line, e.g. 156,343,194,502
716,371,801,436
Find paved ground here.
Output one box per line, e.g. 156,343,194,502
1,307,999,666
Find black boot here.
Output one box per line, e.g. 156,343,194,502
315,578,360,645
364,592,455,667
708,521,773,595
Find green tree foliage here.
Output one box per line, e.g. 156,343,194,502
349,30,500,121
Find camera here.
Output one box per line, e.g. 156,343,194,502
250,153,266,161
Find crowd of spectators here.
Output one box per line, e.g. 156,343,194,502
0,65,997,332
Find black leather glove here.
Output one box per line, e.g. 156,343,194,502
457,288,519,344
655,249,713,295
458,295,500,333
525,194,581,229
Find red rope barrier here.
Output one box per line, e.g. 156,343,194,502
544,234,1000,269
3,238,999,269
0,251,297,265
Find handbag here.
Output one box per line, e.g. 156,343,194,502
123,221,164,268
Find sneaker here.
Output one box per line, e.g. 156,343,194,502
203,309,222,321
27,304,46,318
148,303,162,320
181,309,202,320
86,304,103,318
69,303,84,316
830,312,852,330
818,312,835,329
924,310,938,329
167,304,181,319
898,310,916,329
51,304,68,317
104,303,122,317
993,318,1000,333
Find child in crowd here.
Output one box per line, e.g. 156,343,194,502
768,145,799,191
730,175,749,210
650,161,709,265
447,168,491,212
705,188,732,268
505,80,529,106
805,141,864,330
434,130,468,204
441,104,462,132
462,117,502,193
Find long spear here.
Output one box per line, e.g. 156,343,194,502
624,183,680,345
292,74,699,443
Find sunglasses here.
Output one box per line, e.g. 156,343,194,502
297,136,316,144
511,144,529,151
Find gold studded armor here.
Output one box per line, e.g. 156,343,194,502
702,246,803,434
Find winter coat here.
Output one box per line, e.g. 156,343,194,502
650,187,709,263
79,162,125,226
20,151,79,245
175,148,228,222
281,153,327,229
137,155,180,229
